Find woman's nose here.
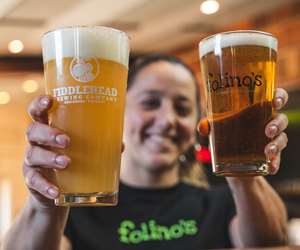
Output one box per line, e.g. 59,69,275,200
155,102,177,130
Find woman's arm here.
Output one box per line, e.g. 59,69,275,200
1,197,69,250
228,177,288,247
228,88,289,247
1,96,72,250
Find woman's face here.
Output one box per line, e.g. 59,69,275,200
124,61,198,171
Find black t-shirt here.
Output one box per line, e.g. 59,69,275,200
64,182,236,250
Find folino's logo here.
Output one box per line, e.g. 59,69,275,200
118,219,198,244
207,72,263,92
70,57,99,83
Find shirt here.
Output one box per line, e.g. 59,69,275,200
64,182,236,250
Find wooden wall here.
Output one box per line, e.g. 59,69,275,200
174,1,300,92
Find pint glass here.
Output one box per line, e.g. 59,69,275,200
199,30,277,176
42,26,130,205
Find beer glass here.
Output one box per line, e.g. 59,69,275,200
199,30,277,176
42,26,130,205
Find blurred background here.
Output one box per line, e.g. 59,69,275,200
0,0,299,245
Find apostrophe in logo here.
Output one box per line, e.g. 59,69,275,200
70,57,100,83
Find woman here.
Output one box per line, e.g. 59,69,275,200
1,54,289,250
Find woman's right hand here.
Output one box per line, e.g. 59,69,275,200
23,95,71,209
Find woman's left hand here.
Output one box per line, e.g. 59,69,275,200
264,88,289,175
198,88,289,175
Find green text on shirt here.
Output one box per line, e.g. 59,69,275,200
118,219,198,244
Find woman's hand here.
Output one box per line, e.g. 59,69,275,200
264,88,288,174
197,88,289,175
23,95,71,209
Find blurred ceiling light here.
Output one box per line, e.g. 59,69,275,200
0,92,10,105
200,0,220,15
8,40,24,54
22,80,39,93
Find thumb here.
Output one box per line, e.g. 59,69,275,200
197,118,210,136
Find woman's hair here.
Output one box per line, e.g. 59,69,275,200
128,53,208,188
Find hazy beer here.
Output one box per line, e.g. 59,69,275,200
42,26,129,205
199,31,277,176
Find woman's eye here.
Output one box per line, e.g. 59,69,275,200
141,98,160,109
176,104,192,116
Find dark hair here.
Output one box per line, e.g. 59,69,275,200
128,53,201,117
127,53,207,188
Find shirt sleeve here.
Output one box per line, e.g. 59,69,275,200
64,209,74,243
207,185,237,246
219,185,236,221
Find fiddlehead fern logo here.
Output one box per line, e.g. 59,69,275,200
70,57,100,83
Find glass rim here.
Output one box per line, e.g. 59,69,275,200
199,30,277,45
42,25,130,40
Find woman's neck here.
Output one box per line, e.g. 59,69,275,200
120,157,179,188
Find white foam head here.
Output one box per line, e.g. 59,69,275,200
199,30,277,59
42,26,130,68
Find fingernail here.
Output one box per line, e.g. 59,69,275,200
269,144,278,155
268,125,278,137
55,134,70,147
55,155,70,168
40,97,50,107
275,97,284,108
47,187,58,198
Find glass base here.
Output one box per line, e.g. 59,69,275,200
214,161,270,177
55,192,118,207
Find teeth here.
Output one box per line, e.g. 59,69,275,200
149,134,173,143
151,135,164,142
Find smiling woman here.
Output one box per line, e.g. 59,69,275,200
122,54,207,188
0,53,289,250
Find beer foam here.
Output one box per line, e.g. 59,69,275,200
199,31,277,58
42,26,129,67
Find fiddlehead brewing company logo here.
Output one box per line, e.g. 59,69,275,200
70,57,100,83
52,57,118,104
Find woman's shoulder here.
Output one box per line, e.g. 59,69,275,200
180,182,231,195
181,182,234,206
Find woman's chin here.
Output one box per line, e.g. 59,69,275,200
145,154,178,171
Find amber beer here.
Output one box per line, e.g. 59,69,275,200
199,31,277,176
42,26,129,205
